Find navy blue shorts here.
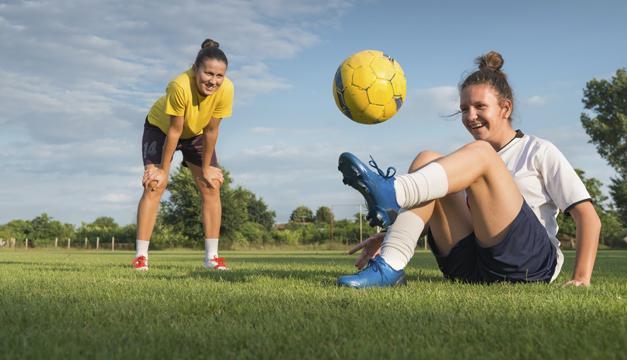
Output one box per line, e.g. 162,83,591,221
141,118,217,168
428,200,557,284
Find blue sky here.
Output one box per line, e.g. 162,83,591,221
0,0,625,226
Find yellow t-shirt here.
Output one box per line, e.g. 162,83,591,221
147,69,234,139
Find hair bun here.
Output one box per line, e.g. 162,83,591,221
201,39,219,49
475,51,507,80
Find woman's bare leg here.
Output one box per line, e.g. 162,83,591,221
399,140,523,255
136,164,167,241
435,140,523,247
186,162,221,238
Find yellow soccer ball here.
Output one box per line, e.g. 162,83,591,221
333,50,407,125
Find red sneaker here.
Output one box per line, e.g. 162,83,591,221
131,255,148,270
203,256,229,270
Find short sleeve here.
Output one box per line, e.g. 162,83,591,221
164,82,187,117
212,80,234,119
537,141,591,214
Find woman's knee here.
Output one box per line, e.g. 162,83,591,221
142,181,167,199
198,183,221,201
409,150,444,172
465,140,499,157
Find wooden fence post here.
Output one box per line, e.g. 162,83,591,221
55,237,58,248
96,237,99,250
25,238,28,249
112,237,115,252
84,237,88,249
67,238,70,250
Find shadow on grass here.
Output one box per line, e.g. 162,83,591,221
179,266,445,286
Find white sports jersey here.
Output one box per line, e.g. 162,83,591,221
498,131,592,281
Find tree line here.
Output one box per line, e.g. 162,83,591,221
0,213,136,247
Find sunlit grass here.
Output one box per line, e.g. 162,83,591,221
1,250,626,359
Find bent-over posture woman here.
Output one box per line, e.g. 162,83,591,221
131,39,234,270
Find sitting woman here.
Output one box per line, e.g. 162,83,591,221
336,51,600,288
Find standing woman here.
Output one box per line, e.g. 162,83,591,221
131,39,234,270
336,51,600,287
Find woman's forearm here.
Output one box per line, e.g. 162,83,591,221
570,202,601,284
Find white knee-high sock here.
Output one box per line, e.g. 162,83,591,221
205,238,219,262
136,240,149,262
380,210,425,270
394,162,449,209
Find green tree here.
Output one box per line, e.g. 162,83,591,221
290,205,313,223
91,216,119,229
158,163,205,243
159,162,270,248
160,163,246,246
314,206,333,224
581,68,627,222
581,68,627,171
0,219,34,242
598,210,625,247
240,190,276,231
239,222,267,245
30,213,75,243
608,173,627,226
271,229,300,246
75,217,135,245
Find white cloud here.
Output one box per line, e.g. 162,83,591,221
527,95,550,106
229,63,293,102
401,86,459,122
101,193,133,203
248,127,343,136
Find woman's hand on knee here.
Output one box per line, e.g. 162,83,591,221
203,166,224,189
143,167,167,191
349,232,385,269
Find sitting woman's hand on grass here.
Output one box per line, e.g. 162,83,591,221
556,279,590,287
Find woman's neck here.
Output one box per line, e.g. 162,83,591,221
489,127,517,151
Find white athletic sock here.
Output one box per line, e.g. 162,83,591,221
394,162,449,209
205,238,219,263
136,239,149,263
380,210,425,270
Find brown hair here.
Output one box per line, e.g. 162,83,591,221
460,51,514,122
194,38,228,68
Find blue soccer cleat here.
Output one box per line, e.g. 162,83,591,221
336,255,407,288
338,152,400,227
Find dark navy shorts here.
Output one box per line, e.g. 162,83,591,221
428,200,557,284
141,118,217,168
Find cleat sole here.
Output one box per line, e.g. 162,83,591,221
337,152,398,227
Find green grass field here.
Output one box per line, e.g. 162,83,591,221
1,250,626,359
